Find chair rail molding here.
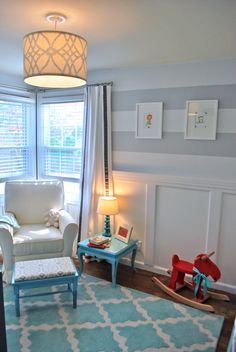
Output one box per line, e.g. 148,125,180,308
113,170,236,191
113,170,236,294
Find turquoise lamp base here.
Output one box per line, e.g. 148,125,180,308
102,215,112,237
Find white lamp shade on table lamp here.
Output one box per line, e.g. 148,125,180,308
97,196,119,215
97,196,119,237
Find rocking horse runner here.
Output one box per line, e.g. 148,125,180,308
152,251,230,312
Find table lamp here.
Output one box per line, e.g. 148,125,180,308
97,196,119,237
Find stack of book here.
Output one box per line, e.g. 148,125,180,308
87,235,110,249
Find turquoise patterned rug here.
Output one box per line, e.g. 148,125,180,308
4,274,224,352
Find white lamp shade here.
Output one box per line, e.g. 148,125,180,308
23,31,87,88
97,197,119,215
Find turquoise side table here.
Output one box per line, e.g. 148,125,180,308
78,237,138,287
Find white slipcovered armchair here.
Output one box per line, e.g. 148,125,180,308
0,180,78,283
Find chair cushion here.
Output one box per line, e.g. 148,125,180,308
13,224,63,257
14,257,76,281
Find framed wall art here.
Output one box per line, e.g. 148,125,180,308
184,100,218,140
136,102,163,139
115,223,133,244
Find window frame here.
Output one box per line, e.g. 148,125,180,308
37,90,85,183
0,88,36,182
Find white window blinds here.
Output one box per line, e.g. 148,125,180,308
39,101,84,181
0,96,35,180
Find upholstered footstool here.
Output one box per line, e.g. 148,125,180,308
12,257,79,316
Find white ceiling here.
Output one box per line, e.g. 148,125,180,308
1,0,236,79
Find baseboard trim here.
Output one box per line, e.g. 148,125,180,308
120,257,236,295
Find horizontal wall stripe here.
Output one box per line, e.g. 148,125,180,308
113,131,236,158
112,111,135,132
113,151,236,180
112,108,236,133
112,110,184,133
89,58,236,92
112,84,236,111
163,110,185,133
218,109,236,132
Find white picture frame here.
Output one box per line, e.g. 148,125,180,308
184,100,218,140
136,102,163,139
115,223,133,244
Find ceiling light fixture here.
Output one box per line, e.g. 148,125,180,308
23,13,87,88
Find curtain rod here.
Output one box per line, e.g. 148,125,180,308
86,81,113,87
33,81,113,93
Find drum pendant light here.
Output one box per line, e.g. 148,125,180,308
23,13,87,88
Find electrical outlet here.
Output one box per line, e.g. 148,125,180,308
137,240,142,250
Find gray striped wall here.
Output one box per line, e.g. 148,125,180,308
113,132,236,158
111,84,236,177
112,84,236,111
112,85,236,158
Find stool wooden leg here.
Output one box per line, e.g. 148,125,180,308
14,285,20,317
72,278,78,308
78,251,84,276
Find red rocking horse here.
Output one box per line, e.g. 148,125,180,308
152,251,230,312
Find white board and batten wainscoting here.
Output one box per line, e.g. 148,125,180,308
113,171,236,295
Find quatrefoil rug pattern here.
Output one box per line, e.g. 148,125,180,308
4,275,223,352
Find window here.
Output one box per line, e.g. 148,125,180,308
39,101,84,182
0,88,84,206
0,94,35,181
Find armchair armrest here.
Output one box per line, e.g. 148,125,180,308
0,224,14,283
59,210,78,257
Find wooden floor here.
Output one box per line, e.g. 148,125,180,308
75,258,236,352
